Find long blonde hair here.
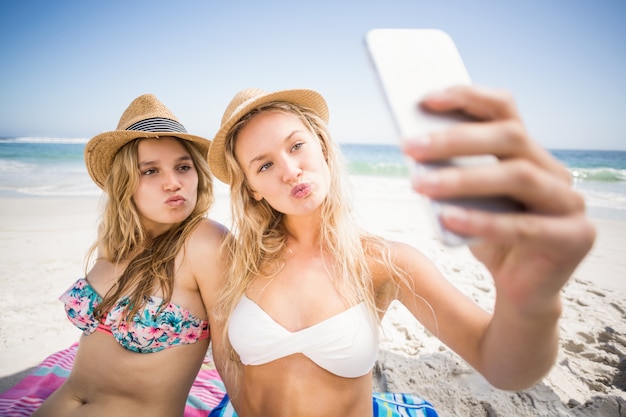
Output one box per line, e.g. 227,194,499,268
214,102,394,369
88,137,213,320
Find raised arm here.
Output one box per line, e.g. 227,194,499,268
399,85,596,389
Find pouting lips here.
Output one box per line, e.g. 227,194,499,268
291,183,312,199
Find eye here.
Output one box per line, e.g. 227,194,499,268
177,164,193,172
258,162,272,173
142,168,157,176
291,142,304,152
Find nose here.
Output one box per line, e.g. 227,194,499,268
281,156,302,183
163,170,182,191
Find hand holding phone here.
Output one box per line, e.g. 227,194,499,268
365,28,522,246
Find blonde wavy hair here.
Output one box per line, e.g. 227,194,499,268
88,137,213,320
214,102,399,374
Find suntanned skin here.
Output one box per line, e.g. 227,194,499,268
32,138,228,417
212,86,595,417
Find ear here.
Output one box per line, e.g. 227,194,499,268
249,187,263,202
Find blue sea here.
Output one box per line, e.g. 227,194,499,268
1,137,625,220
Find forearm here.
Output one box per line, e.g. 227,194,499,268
476,295,562,390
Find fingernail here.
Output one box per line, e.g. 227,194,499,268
412,171,440,190
401,134,431,151
440,205,468,223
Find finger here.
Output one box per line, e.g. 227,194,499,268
420,85,520,121
401,122,572,185
440,205,596,259
411,159,585,215
402,119,526,161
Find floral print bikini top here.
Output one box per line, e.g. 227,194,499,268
60,278,209,353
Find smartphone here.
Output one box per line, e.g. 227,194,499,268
365,28,522,246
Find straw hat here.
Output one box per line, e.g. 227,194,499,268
84,94,211,189
208,88,329,184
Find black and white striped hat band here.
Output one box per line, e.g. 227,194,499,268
126,117,187,133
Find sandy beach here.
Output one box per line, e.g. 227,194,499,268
1,176,625,416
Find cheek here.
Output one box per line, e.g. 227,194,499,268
319,160,332,186
132,183,155,211
190,176,199,196
132,190,148,214
132,186,143,205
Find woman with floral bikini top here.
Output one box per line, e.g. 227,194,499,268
32,94,228,417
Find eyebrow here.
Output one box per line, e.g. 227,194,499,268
138,155,193,169
247,130,300,171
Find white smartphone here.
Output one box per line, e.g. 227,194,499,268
365,28,522,246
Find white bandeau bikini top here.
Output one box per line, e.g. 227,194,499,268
228,295,378,378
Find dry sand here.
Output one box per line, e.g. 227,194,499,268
1,176,625,416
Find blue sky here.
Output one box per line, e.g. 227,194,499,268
1,1,625,150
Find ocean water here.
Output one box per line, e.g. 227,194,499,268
1,137,625,220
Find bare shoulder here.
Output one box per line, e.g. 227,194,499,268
191,218,229,242
388,240,437,270
366,236,455,306
179,219,229,308
386,239,452,292
185,218,229,256
184,219,229,274
365,236,437,279
364,236,437,308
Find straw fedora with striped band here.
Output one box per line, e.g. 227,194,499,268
208,88,329,184
85,94,211,189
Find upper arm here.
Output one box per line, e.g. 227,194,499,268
185,219,229,313
384,241,491,368
183,219,231,380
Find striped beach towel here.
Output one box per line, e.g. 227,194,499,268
0,343,227,417
208,392,438,416
373,392,438,416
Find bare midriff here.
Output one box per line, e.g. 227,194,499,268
32,331,209,417
230,354,374,417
